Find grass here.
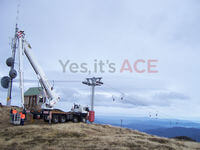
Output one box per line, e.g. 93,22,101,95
0,106,200,150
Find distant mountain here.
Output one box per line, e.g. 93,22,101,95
145,127,200,142
173,136,196,142
95,116,200,131
95,116,200,142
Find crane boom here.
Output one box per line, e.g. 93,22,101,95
18,34,24,108
19,36,60,108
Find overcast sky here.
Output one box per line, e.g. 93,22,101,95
1,0,200,121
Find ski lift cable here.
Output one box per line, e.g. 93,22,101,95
100,87,147,107
100,85,184,124
93,87,181,121
98,87,124,102
93,84,182,121
12,79,82,83
147,109,182,124
100,85,150,106
103,83,126,96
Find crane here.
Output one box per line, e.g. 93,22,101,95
17,30,60,108
15,30,89,123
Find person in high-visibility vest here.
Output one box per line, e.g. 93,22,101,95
10,108,13,114
19,112,23,124
12,109,17,121
22,108,27,121
20,113,25,126
10,108,13,122
19,112,22,117
12,109,17,114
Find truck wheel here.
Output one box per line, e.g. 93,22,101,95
52,115,59,123
33,114,37,119
43,115,49,122
81,117,87,123
59,116,66,123
73,117,78,123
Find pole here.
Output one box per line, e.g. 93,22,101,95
91,85,95,111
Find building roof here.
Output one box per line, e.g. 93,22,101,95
24,87,43,96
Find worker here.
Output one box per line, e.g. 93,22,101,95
10,108,13,122
22,108,27,120
19,112,22,116
19,112,23,124
20,113,25,126
12,109,17,121
13,109,17,114
10,108,13,114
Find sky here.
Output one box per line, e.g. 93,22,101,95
0,0,200,121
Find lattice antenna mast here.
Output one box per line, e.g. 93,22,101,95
6,0,21,105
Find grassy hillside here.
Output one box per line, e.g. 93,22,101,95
145,127,200,142
0,106,200,150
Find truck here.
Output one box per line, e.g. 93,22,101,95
42,104,89,123
16,30,91,123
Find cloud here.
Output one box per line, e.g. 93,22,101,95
121,90,189,107
153,91,189,101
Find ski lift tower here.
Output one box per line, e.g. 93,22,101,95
82,77,103,123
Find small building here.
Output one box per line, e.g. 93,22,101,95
24,87,46,110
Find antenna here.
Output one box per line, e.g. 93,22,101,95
5,26,19,106
16,0,21,25
4,0,21,106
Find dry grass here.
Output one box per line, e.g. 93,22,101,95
0,106,200,150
